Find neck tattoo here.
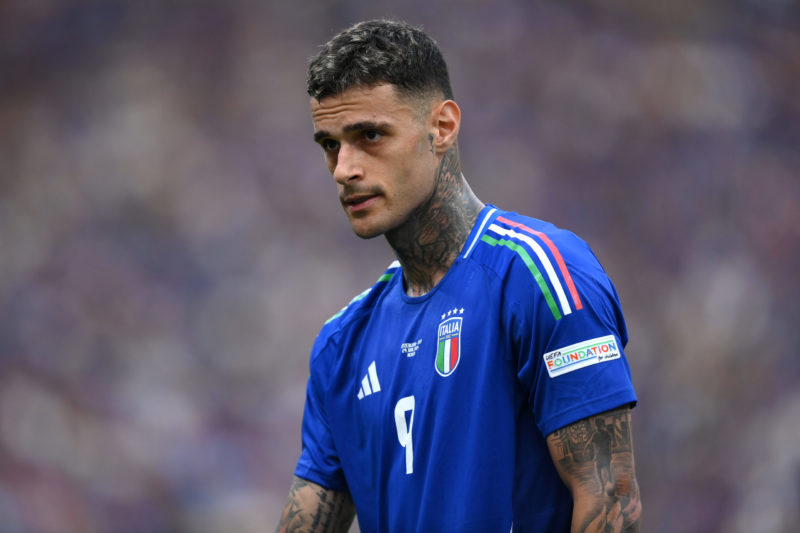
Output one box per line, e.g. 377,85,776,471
386,145,483,297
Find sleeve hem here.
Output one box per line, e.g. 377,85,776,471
294,464,349,492
538,389,637,437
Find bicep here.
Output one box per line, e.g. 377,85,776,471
546,406,642,532
276,476,356,533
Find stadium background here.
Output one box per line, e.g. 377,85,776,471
1,1,798,531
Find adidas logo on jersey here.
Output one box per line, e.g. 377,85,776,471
357,361,381,400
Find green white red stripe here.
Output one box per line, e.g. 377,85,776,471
436,316,462,376
481,218,582,320
436,335,459,374
496,216,583,312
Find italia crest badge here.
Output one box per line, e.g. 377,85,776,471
436,308,463,377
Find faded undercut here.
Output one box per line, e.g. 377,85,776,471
307,19,454,103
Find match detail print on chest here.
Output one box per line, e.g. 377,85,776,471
355,304,468,403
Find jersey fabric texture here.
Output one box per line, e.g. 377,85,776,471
294,205,637,533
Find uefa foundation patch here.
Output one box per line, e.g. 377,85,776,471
543,335,621,378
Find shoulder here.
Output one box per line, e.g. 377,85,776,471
310,260,402,360
467,208,605,321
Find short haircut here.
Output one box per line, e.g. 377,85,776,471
307,19,454,102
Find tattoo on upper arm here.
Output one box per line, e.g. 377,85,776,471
276,476,356,533
548,406,642,532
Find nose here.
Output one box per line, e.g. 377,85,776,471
332,143,363,185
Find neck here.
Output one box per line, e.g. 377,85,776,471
386,146,484,297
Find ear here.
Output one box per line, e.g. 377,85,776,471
430,100,461,154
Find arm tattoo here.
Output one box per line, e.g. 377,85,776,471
548,406,642,532
276,476,355,533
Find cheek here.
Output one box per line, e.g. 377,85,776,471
403,137,435,176
415,136,430,156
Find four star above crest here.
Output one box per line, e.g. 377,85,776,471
441,307,464,320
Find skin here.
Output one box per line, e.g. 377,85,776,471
277,83,642,531
309,83,484,296
275,476,355,533
547,406,642,532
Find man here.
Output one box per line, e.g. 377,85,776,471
277,19,641,532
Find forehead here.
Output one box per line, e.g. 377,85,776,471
310,84,419,132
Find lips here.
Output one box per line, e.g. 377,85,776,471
341,193,379,213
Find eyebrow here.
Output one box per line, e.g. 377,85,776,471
313,121,391,143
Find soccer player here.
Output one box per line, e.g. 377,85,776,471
276,19,641,533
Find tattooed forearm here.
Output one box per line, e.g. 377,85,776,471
547,406,642,533
275,476,356,533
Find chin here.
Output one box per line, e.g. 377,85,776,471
348,215,394,239
350,225,385,240
347,210,404,240
350,210,416,241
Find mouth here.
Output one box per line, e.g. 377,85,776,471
341,194,379,213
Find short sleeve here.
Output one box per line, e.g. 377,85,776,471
511,233,637,437
294,336,349,491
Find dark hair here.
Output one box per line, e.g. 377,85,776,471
307,19,454,101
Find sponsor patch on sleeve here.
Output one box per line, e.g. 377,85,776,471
543,335,621,378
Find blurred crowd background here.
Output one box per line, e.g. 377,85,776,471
1,1,798,531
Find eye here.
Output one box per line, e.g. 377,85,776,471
320,138,340,152
363,130,382,142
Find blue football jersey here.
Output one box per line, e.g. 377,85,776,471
295,205,637,532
